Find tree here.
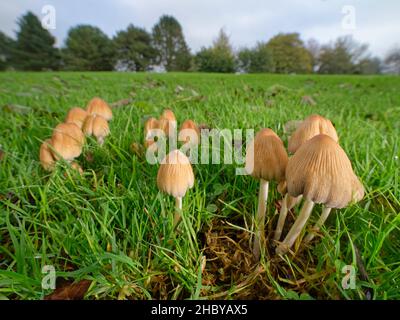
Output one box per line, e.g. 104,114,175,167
384,47,400,74
356,57,382,74
195,29,236,73
152,15,191,71
237,42,274,73
0,32,15,70
318,36,369,74
13,11,60,70
266,33,312,74
62,25,115,71
113,24,156,71
305,38,321,72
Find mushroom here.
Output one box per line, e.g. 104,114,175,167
157,149,195,227
64,107,88,129
144,117,159,148
288,114,338,154
82,114,110,145
39,138,56,171
178,119,200,145
86,97,112,121
276,134,364,254
159,109,177,139
70,162,84,175
51,123,85,162
274,180,302,242
245,128,288,260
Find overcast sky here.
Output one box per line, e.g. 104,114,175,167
1,0,399,57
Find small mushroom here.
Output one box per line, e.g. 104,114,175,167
86,97,112,121
276,134,363,254
64,107,88,129
51,123,85,162
70,162,84,175
178,119,200,145
159,109,177,139
157,149,195,227
144,117,159,148
39,139,56,171
82,114,110,145
288,114,338,154
245,128,288,260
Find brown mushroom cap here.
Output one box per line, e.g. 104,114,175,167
245,128,288,182
351,174,365,203
40,139,56,171
51,123,84,161
144,117,159,148
82,114,110,141
159,109,177,136
86,97,112,121
178,119,200,144
64,107,88,129
288,114,338,153
157,149,195,198
286,134,359,209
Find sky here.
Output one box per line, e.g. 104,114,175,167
0,0,399,58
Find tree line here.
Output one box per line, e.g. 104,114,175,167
1,11,399,74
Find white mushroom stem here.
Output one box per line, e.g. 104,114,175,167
173,196,183,227
304,207,332,243
274,194,288,241
253,179,269,260
274,194,303,241
276,198,315,255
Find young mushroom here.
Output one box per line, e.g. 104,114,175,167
245,128,288,260
159,109,177,139
288,114,338,154
276,134,364,255
64,107,88,129
86,97,112,121
178,119,200,145
144,117,159,148
39,138,56,171
157,149,195,227
82,114,110,145
51,123,85,162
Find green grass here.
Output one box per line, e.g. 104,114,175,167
0,72,399,300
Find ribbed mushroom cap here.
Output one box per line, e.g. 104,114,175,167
157,149,195,198
286,134,357,209
82,114,110,141
64,107,88,129
144,117,159,148
86,97,112,121
351,174,365,203
159,109,177,136
51,123,84,161
245,128,288,182
40,139,56,171
178,119,200,144
288,114,338,153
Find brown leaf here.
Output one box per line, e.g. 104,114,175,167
44,280,91,300
301,95,317,106
110,98,133,109
0,148,4,161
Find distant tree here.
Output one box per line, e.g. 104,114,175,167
384,47,400,74
305,38,321,72
0,32,15,70
318,36,369,74
113,24,156,71
237,42,274,73
195,29,236,73
266,33,312,73
356,57,382,74
62,25,115,71
13,11,60,70
152,15,191,71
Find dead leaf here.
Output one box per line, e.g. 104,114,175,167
0,148,4,161
301,95,317,106
110,98,133,109
2,104,31,114
44,280,91,300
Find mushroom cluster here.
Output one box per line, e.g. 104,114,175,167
39,97,112,173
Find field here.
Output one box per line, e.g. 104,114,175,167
0,72,399,300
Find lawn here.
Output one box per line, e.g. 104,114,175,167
0,72,399,300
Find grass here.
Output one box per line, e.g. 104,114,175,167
0,72,399,300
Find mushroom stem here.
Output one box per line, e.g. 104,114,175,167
304,207,332,243
173,196,183,227
276,198,314,255
253,179,269,260
97,136,104,146
274,193,288,241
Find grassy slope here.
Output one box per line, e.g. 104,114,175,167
0,72,399,300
